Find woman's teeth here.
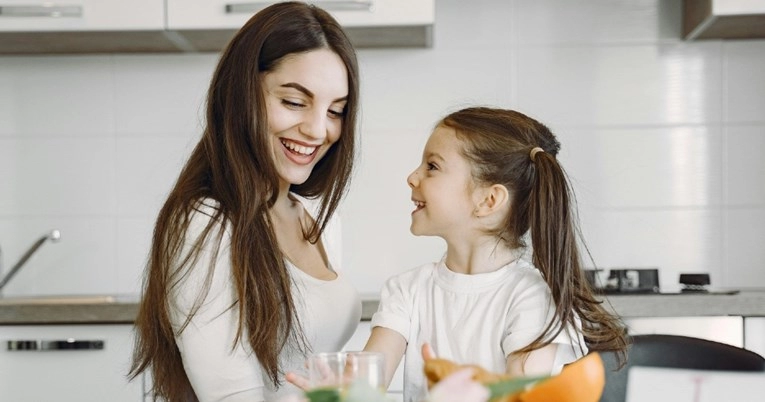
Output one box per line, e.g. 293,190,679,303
281,140,316,155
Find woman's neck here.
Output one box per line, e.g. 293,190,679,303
270,188,301,222
444,238,521,275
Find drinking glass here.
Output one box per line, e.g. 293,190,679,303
308,351,385,392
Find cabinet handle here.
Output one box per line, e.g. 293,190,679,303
7,339,104,351
225,1,374,14
0,4,83,18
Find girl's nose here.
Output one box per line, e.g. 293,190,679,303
407,169,419,188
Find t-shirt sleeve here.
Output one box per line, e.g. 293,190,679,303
168,206,266,401
370,273,414,340
500,274,579,358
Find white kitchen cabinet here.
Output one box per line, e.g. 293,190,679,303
0,0,432,53
623,316,744,348
0,0,164,32
167,0,434,30
744,317,765,358
0,324,143,401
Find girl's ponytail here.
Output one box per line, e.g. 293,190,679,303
527,147,627,354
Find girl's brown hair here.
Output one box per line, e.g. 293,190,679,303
129,2,359,400
440,107,627,358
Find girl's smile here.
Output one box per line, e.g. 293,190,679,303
411,199,426,215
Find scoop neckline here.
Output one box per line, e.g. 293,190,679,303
287,261,340,284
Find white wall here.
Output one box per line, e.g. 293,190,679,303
1,0,764,298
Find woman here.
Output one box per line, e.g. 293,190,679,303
130,2,362,401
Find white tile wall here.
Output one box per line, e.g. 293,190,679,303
1,0,764,298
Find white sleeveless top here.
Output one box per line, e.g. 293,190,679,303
168,198,361,401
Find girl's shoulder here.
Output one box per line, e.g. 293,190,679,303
493,258,550,291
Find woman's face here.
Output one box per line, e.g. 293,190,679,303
262,48,349,189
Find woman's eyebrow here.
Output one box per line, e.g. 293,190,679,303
280,82,348,103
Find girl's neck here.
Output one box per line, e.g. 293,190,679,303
444,239,521,275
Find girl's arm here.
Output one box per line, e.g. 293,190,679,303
286,326,406,391
505,343,558,377
363,326,407,387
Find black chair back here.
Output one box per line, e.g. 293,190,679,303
598,334,765,402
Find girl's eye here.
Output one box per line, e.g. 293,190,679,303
282,99,305,108
427,162,438,171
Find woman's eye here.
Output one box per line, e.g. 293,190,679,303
328,108,345,119
282,99,305,108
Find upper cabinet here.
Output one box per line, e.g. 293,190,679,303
683,0,765,40
0,0,434,54
167,0,433,29
0,0,164,31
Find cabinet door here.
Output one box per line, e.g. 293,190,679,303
744,317,765,358
0,324,143,402
167,0,434,30
0,0,163,32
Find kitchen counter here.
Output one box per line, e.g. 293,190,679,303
0,295,139,325
1,291,764,325
363,290,765,320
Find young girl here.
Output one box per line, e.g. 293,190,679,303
363,107,627,402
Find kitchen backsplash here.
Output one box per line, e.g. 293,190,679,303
1,0,764,297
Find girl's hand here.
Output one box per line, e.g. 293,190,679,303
285,371,311,391
427,368,490,402
422,343,437,360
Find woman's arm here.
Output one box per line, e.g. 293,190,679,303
363,326,407,387
170,208,266,401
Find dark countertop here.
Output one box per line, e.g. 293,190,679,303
1,291,764,325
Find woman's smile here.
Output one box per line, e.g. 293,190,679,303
280,138,320,165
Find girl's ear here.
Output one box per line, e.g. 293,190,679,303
474,184,510,217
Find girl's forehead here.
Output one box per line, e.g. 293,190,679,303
425,126,463,152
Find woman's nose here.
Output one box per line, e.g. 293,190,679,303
300,111,327,139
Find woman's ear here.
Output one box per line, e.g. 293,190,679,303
474,184,510,217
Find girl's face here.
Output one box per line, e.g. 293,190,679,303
263,48,349,188
407,126,481,239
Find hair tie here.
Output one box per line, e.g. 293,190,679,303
530,147,545,161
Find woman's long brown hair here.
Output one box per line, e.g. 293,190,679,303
129,2,359,401
441,107,627,360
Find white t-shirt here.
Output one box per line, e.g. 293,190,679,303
371,257,587,402
168,198,361,401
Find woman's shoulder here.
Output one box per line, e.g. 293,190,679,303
186,198,229,239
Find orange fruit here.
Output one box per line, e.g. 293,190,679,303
516,352,605,402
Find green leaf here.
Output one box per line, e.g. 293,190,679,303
305,388,342,402
486,375,549,400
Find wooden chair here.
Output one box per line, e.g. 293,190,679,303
598,334,765,402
